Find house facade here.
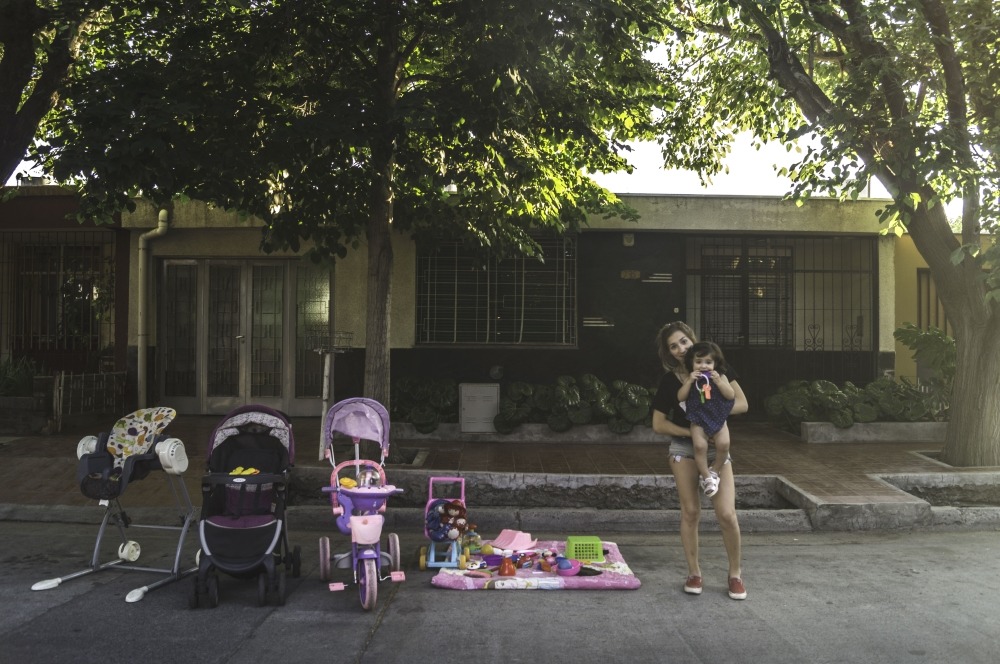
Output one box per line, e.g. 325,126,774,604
3,186,910,420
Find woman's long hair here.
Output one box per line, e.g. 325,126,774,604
655,321,698,371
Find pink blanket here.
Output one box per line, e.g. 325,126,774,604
430,540,640,590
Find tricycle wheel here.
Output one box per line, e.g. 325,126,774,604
318,537,331,581
358,558,377,610
388,533,401,572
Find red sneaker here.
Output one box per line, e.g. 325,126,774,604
683,575,703,595
728,577,747,600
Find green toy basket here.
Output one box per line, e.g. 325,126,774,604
565,536,605,563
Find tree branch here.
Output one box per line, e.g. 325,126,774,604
0,0,98,182
916,0,980,243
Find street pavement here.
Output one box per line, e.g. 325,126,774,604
2,520,998,664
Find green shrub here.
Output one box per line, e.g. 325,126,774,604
391,377,459,433
765,376,937,432
0,357,36,397
893,323,954,421
493,374,655,435
392,373,658,436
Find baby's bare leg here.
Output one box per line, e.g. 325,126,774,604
691,424,712,480
711,423,731,474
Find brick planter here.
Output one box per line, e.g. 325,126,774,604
800,421,947,443
0,396,49,435
0,376,52,435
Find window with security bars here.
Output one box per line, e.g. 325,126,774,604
686,236,875,352
416,237,577,345
0,232,115,358
696,245,793,347
916,268,952,336
295,262,330,397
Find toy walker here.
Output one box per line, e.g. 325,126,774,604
419,476,471,570
318,398,404,610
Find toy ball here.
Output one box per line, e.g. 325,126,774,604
556,556,573,570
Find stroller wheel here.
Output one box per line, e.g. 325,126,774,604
206,574,220,608
318,537,331,582
291,545,302,578
275,570,287,606
388,533,401,572
257,572,268,607
188,577,200,609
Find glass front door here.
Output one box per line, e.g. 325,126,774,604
159,259,330,415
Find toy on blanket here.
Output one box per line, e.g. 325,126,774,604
425,499,475,542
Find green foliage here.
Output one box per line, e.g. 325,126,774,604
391,377,459,433
893,323,955,421
34,0,676,255
655,2,1000,464
0,357,36,397
493,374,654,435
765,377,938,433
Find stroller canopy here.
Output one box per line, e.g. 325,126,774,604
324,398,390,453
208,405,295,464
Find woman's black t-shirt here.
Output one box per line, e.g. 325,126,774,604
651,366,740,429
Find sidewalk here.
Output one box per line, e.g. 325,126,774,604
2,416,998,531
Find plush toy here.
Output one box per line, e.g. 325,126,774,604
439,500,469,541
425,499,449,541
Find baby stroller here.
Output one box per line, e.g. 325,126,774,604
190,405,301,608
32,407,196,603
318,397,405,610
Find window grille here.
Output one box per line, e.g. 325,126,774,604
0,231,115,366
295,262,331,397
416,236,577,345
694,242,793,347
686,236,874,352
916,268,952,335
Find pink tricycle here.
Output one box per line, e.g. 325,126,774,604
318,398,404,610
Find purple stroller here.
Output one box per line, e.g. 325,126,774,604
190,405,301,608
318,398,404,610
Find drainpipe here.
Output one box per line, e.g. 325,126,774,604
137,208,170,409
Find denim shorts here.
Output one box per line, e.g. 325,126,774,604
668,436,732,465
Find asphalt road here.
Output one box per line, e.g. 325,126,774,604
1,521,997,664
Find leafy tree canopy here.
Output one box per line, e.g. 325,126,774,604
0,0,113,184
34,0,677,260
651,0,999,465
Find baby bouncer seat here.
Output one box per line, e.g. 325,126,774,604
32,407,196,603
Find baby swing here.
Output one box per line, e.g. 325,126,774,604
31,407,196,603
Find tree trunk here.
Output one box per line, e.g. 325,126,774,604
364,180,393,411
904,208,1000,467
940,322,1000,466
